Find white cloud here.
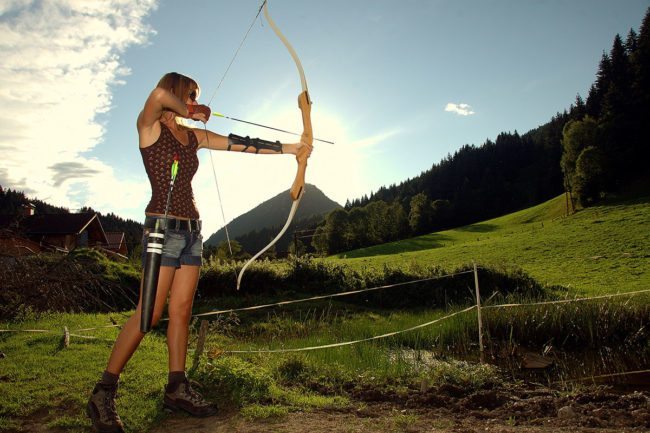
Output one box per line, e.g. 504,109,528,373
348,128,400,149
0,0,157,214
445,102,475,116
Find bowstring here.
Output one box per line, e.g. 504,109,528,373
203,0,266,259
206,148,233,256
207,0,266,107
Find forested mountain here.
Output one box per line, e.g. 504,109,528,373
204,183,341,255
313,8,650,256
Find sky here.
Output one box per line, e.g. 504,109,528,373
1,0,648,236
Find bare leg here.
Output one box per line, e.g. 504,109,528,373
166,264,200,372
105,266,176,375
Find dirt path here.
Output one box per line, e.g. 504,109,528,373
151,405,647,433
7,382,649,432
150,385,650,433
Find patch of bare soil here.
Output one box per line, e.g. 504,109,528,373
5,381,647,432
150,383,650,433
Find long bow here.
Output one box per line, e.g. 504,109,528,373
236,1,313,290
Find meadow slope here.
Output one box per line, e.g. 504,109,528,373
326,194,650,295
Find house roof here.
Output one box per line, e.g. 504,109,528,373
105,232,125,250
22,213,100,235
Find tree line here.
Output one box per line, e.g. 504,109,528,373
206,213,325,260
312,8,650,256
561,10,650,207
0,187,143,255
0,187,69,216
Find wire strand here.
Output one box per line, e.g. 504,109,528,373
205,134,233,256
207,0,267,107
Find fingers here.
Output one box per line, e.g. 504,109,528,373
193,113,207,123
297,140,313,158
186,104,211,123
296,143,311,163
296,136,313,156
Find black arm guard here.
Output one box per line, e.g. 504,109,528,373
228,133,283,154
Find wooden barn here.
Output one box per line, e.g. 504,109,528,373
105,232,129,256
21,213,109,252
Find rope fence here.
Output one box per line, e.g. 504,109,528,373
224,306,476,354
483,288,650,309
189,270,474,319
2,266,648,362
0,269,474,335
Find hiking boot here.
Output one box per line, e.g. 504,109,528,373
86,382,125,433
163,379,218,417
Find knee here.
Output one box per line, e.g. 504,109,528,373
167,300,193,324
150,309,165,328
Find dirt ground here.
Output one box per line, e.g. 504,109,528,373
6,382,649,432
150,383,650,433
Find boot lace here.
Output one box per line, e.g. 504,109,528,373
182,380,208,406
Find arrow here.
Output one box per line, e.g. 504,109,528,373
212,112,334,144
171,153,179,181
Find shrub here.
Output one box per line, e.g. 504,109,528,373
198,257,545,310
195,356,273,406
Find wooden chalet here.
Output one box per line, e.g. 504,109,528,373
0,198,130,259
105,232,128,256
21,213,109,252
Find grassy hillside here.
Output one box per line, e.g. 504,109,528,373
326,194,650,295
2,196,648,432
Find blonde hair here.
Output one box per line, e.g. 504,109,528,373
156,72,200,127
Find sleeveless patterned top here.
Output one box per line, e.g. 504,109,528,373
140,123,200,219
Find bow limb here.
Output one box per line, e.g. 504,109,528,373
236,2,313,290
291,91,313,201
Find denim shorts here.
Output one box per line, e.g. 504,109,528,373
142,227,203,268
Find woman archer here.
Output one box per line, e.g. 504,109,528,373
86,72,312,433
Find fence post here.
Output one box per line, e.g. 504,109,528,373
63,326,70,348
473,262,484,363
191,320,209,372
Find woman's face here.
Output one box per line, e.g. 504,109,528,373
187,87,198,105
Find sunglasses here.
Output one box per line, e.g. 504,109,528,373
189,89,197,102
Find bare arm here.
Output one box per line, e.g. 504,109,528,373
195,128,304,155
137,88,192,148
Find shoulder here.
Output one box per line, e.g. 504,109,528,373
138,115,164,149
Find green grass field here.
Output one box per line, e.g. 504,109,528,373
0,312,168,432
2,194,649,432
326,194,650,295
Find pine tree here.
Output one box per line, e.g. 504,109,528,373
633,8,650,164
585,52,611,118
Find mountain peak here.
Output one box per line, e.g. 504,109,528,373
204,184,341,247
